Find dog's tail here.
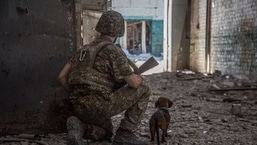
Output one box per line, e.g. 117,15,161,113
156,120,160,145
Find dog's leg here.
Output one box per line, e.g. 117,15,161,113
150,124,155,141
165,123,169,137
161,125,167,143
156,124,160,145
150,118,156,142
161,129,167,143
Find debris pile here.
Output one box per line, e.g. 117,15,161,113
1,71,257,145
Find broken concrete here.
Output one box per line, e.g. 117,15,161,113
1,71,257,145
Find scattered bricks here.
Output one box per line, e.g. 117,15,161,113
222,81,235,88
231,104,242,116
17,134,41,140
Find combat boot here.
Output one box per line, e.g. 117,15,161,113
83,124,109,141
112,127,148,145
67,116,85,145
67,116,110,145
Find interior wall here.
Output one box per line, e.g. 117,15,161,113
172,0,188,70
151,20,164,57
190,0,257,80
210,0,257,80
0,0,75,134
82,10,102,45
189,0,207,73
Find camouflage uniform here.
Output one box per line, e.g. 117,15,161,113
68,36,151,138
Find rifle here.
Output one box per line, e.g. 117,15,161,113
128,56,159,74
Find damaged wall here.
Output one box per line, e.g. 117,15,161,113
190,0,257,80
210,0,257,80
172,0,188,70
0,0,75,134
189,0,207,73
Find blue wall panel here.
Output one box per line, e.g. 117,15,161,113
151,20,163,57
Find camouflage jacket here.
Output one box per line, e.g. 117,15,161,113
68,36,133,97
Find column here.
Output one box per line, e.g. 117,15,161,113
123,21,127,50
168,0,172,72
141,21,146,53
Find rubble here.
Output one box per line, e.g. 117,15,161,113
1,71,257,145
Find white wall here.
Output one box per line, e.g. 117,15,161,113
111,0,164,20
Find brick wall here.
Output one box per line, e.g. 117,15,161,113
211,0,257,80
190,0,257,80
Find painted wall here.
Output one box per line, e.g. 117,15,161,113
112,0,164,20
111,0,164,57
152,20,164,57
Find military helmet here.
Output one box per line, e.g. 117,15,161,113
95,10,125,37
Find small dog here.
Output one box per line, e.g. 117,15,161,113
150,97,173,144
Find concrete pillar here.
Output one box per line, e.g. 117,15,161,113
164,0,168,71
120,21,127,49
168,0,172,72
164,0,172,72
123,21,127,49
141,21,146,53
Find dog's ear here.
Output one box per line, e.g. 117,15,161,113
168,100,173,108
155,100,159,108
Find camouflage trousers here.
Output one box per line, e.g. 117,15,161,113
69,84,151,135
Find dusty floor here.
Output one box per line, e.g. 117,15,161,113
1,71,257,145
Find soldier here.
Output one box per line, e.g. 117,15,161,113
57,10,151,145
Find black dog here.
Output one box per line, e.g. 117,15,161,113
150,97,173,144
